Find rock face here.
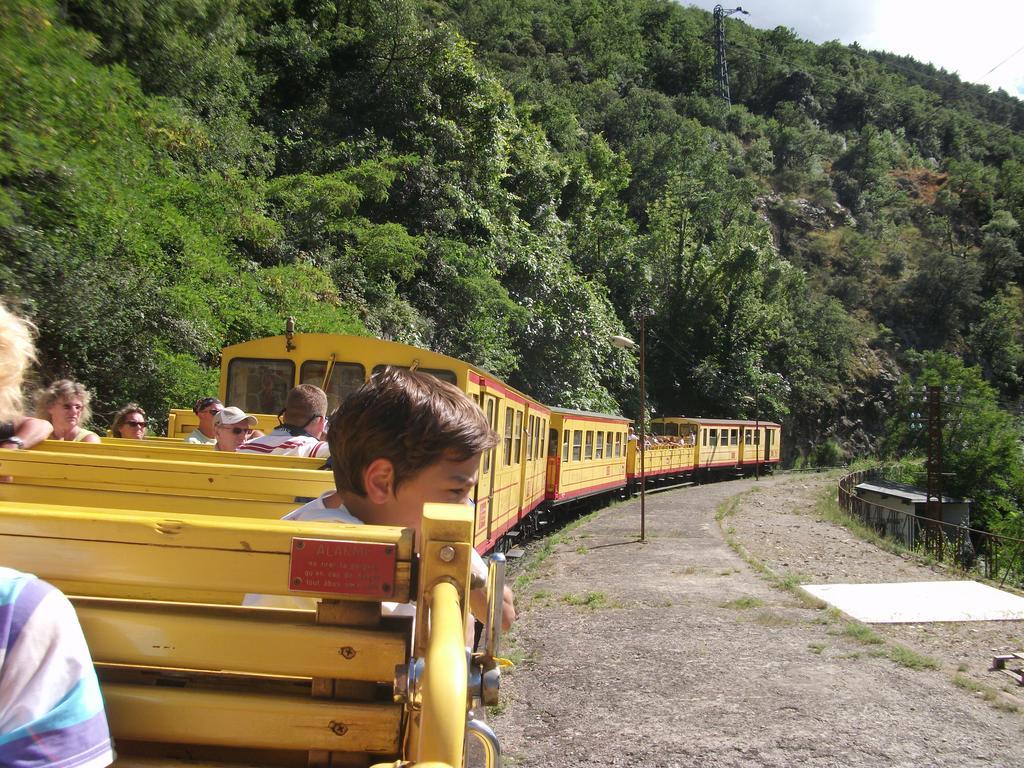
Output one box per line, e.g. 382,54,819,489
756,194,856,233
784,346,902,466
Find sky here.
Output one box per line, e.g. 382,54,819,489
685,1,1024,99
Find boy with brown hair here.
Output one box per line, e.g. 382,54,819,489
247,368,515,629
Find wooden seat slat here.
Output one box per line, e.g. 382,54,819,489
40,439,324,469
0,502,413,603
103,683,401,753
74,597,406,681
0,450,333,501
1,483,298,518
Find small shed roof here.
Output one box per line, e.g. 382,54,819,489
855,479,968,505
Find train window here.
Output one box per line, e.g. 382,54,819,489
702,429,707,447
537,418,545,459
584,431,594,460
504,407,514,466
709,429,718,447
483,399,495,472
371,364,457,385
618,432,624,457
731,428,739,446
300,361,366,414
527,415,534,460
549,428,559,457
514,410,523,464
226,358,295,415
563,430,571,461
572,430,583,461
754,430,760,445
595,431,604,459
744,429,752,446
606,431,613,457
651,423,663,436
668,423,679,437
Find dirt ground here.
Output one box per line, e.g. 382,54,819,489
491,472,1024,767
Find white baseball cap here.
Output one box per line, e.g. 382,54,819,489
214,406,258,428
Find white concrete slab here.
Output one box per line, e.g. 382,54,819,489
803,581,1024,623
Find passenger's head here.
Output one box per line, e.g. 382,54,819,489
111,403,147,439
213,406,257,451
282,384,328,436
0,302,36,423
193,396,223,434
36,379,92,430
328,368,498,530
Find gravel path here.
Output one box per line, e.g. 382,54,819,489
491,472,1024,767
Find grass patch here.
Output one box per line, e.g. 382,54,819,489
753,611,795,627
575,545,588,554
808,641,827,654
810,607,843,625
888,645,940,670
562,591,614,609
839,622,885,645
953,674,993,698
721,597,764,610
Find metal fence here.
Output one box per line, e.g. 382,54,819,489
837,468,1024,586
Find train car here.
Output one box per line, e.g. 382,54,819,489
545,408,629,506
651,416,782,476
210,332,548,554
626,422,697,489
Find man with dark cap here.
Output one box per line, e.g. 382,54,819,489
236,384,329,458
184,396,223,444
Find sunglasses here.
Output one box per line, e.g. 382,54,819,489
124,421,146,428
220,426,252,435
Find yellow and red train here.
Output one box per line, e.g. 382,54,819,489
168,333,782,553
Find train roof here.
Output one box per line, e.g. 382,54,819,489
653,416,782,428
549,406,631,423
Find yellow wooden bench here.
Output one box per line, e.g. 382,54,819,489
0,449,334,506
167,408,280,441
40,438,325,470
0,500,502,767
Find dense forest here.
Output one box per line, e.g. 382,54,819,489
3,0,1024,531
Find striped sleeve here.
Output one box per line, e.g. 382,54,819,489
0,569,113,768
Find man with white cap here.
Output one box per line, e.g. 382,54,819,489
212,406,262,452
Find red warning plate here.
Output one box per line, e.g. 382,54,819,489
288,538,397,598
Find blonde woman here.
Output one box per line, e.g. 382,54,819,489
0,300,114,766
110,403,147,439
36,379,100,443
0,303,52,449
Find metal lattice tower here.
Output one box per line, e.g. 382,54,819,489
713,5,748,106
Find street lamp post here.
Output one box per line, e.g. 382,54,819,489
612,314,646,542
741,392,760,481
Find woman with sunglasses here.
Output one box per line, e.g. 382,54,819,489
110,403,148,439
35,379,100,443
213,407,262,452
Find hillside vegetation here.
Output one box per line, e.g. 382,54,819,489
3,0,1024,529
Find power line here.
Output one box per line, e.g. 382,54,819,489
981,42,1024,79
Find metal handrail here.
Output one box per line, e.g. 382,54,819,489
467,718,503,768
418,580,468,767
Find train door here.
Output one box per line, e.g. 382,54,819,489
478,393,499,544
764,428,773,464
